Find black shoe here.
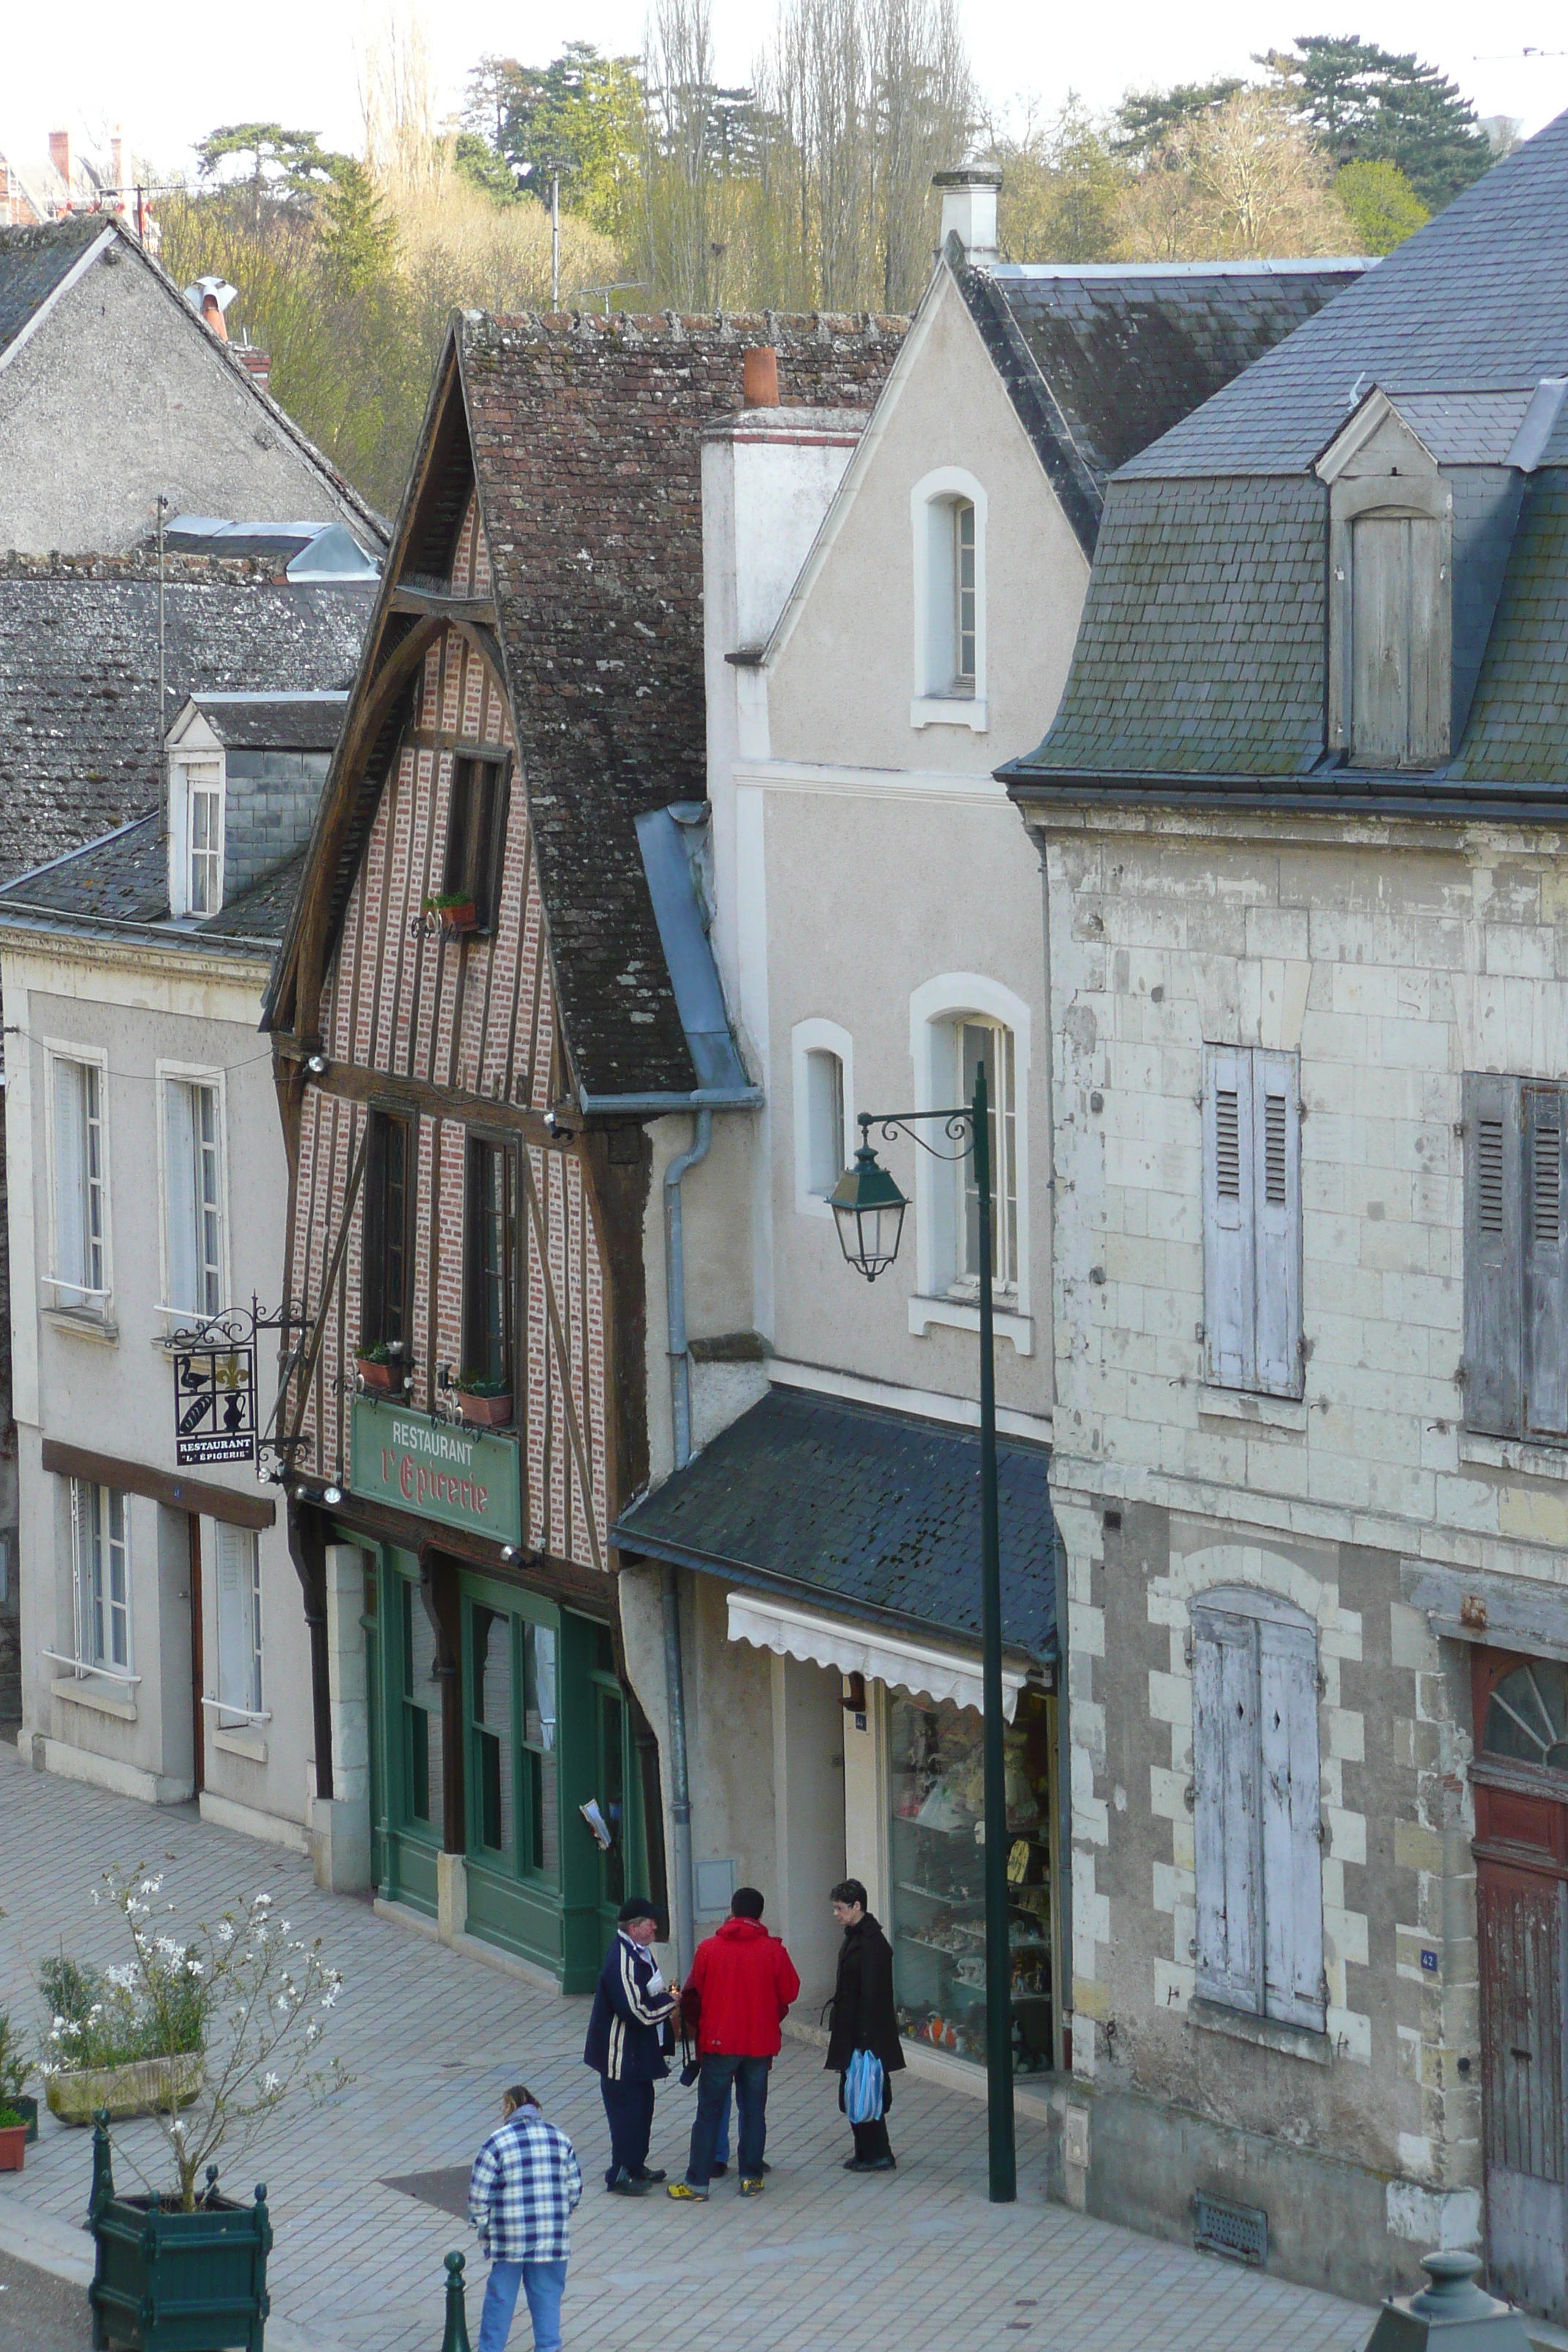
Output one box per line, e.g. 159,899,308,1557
607,2170,652,2195
709,2162,728,2176
845,2155,896,2173
636,2168,667,2184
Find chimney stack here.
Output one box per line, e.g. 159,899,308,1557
742,346,780,409
932,166,1003,269
49,129,72,190
201,292,229,341
110,127,126,194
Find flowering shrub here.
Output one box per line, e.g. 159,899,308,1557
45,1866,347,2212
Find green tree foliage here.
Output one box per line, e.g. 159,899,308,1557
195,124,347,225
1259,34,1493,212
317,158,399,291
1112,78,1243,161
1333,156,1429,253
462,45,646,246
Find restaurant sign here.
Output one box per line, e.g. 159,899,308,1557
350,1395,521,1545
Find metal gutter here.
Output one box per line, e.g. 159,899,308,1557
1000,769,1568,823
578,1085,763,1115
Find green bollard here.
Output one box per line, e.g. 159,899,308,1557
87,2110,114,2228
440,2250,472,2352
1362,2251,1533,2348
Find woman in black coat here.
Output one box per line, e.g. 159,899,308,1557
825,1877,905,2170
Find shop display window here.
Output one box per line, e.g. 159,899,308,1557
889,1686,1053,2072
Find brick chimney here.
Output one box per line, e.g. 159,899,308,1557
110,127,125,194
235,347,271,391
49,129,72,189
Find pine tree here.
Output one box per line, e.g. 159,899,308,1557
1259,34,1493,212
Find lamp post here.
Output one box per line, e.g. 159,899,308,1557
829,1064,1016,2204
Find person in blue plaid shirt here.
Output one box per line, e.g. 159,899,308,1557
469,2084,584,2352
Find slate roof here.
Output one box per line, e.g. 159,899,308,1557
1125,110,1568,480
274,309,907,1098
190,692,349,751
960,256,1367,556
1005,108,1568,807
0,216,104,360
614,1386,1058,1666
0,807,303,947
0,564,369,883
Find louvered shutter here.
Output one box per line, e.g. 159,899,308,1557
163,1082,198,1314
1465,1073,1523,1436
1259,1617,1325,2029
1193,1607,1263,2013
1524,1083,1568,1440
1253,1050,1303,1398
1204,1046,1256,1390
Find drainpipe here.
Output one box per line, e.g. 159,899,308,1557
660,1109,712,1974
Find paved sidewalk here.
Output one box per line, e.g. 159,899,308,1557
0,1744,1373,2352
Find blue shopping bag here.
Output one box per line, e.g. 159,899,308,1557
844,2047,885,2125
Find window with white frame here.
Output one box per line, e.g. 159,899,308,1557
1202,1044,1302,1397
1191,1589,1324,2030
50,1052,108,1311
911,470,986,722
214,1523,263,1716
188,765,223,913
72,1480,129,1673
908,978,1030,1339
956,1019,1017,1292
162,1076,225,1317
791,1018,854,1219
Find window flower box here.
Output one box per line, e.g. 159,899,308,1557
424,894,477,935
457,1389,512,1428
356,1355,400,1394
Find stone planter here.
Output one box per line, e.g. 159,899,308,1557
88,2119,271,2351
48,2051,203,2127
457,1390,512,1428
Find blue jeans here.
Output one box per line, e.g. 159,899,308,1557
714,2085,731,2166
685,2054,770,2187
477,2258,568,2352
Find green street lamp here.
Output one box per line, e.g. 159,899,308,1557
829,1063,1017,2206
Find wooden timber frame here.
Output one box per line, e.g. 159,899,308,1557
263,331,660,1929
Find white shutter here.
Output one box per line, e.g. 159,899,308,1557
1203,1046,1256,1389
1192,1607,1263,2013
1253,1050,1303,1398
163,1082,198,1313
1259,1617,1325,2028
216,1523,259,1712
53,1059,87,1300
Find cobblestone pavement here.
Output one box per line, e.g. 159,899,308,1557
0,1744,1373,2352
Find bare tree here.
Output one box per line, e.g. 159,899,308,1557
1119,88,1352,260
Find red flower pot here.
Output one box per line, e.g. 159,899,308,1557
357,1359,399,1393
438,900,478,935
458,1391,512,1428
0,2120,26,2172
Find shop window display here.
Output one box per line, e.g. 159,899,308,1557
889,1687,1053,2072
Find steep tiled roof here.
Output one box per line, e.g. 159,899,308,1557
0,560,369,883
968,257,1365,545
614,1386,1057,1665
191,692,348,750
0,807,302,946
1448,472,1568,785
1126,112,1568,480
0,216,103,359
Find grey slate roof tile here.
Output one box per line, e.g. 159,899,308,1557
0,216,102,360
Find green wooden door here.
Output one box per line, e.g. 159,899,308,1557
374,1550,441,1917
461,1575,567,1975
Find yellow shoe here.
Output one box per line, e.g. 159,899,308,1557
739,2176,764,2197
666,2180,709,2201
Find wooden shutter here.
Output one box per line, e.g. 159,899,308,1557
1524,1084,1568,1440
216,1523,258,1713
53,1058,88,1297
1204,1046,1256,1390
1404,517,1445,765
163,1081,198,1314
1352,516,1409,767
1252,1050,1303,1398
1193,1607,1263,2013
1465,1073,1523,1437
1259,1616,1325,2029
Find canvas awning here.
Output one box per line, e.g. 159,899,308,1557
725,1589,1027,1719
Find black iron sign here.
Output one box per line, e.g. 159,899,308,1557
173,1346,257,1464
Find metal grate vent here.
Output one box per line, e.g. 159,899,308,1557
1192,2189,1268,2267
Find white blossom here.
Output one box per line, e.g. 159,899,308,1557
263,2072,282,2094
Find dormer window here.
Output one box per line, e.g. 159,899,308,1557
169,755,225,917
1318,390,1452,772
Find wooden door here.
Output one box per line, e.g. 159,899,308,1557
1474,1648,1568,2321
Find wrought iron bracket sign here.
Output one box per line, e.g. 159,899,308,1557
165,1295,309,1473
350,1394,522,1545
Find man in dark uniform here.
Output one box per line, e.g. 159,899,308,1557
583,1896,680,2193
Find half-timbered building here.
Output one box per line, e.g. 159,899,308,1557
263,307,902,1989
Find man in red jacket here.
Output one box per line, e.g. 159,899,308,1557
666,1887,800,2203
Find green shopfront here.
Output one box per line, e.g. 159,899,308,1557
347,1398,647,1994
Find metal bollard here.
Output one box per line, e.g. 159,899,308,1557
1362,2250,1533,2348
440,2250,473,2352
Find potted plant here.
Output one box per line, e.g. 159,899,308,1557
423,890,477,935
355,1341,403,1395
0,2010,37,2146
455,1371,512,1427
72,1866,347,2352
40,1953,203,2127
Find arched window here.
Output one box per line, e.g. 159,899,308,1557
792,1019,853,1220
906,976,1031,1349
1482,1660,1568,1772
910,469,987,729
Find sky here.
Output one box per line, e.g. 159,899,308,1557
6,0,1568,184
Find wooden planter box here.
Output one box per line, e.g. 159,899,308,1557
356,1358,399,1393
49,2052,203,2127
88,2123,270,2352
457,1390,512,1428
